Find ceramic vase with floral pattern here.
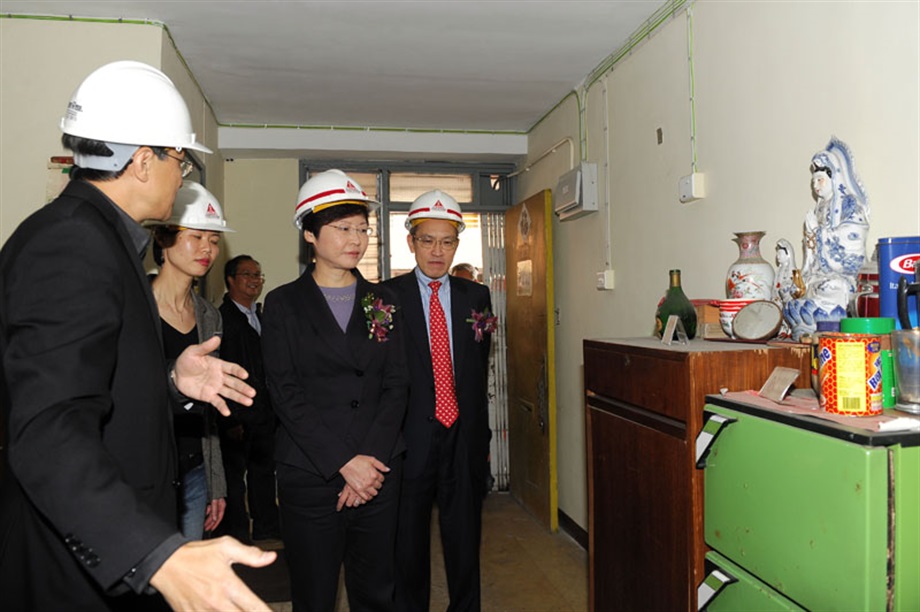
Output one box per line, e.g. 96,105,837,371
725,231,775,300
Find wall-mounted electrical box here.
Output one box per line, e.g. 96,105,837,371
554,162,598,221
596,269,615,291
678,172,705,203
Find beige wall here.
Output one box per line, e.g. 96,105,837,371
0,19,161,243
158,28,227,303
523,1,920,530
222,159,302,297
0,18,225,297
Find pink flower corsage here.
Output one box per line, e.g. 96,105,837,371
466,308,498,342
362,292,396,342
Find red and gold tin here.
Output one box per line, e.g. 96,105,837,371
818,332,883,416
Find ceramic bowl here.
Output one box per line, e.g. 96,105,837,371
719,313,737,337
718,300,757,336
732,300,782,341
718,298,757,313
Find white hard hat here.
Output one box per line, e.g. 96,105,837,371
405,190,465,232
159,181,235,232
293,169,378,229
60,60,212,155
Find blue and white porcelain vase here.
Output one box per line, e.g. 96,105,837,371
725,231,775,300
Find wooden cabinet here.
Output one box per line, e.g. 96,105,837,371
583,338,809,611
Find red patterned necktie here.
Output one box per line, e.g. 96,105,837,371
428,281,458,427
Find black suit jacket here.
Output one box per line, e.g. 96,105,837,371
218,295,273,431
383,272,493,480
0,181,182,608
261,268,408,482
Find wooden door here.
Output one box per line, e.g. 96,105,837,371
505,190,557,530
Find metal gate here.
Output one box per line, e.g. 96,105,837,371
481,212,509,491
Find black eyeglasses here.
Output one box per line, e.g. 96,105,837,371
164,152,195,178
235,272,265,281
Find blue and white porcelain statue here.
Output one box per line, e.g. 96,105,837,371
783,137,870,341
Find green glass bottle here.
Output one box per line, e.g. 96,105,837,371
655,269,697,340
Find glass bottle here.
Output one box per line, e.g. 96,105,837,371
655,269,697,340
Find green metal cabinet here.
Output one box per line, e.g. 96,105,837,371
699,551,804,611
697,395,920,611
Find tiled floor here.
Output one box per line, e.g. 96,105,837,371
268,492,588,611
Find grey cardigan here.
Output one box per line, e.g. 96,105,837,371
191,290,228,502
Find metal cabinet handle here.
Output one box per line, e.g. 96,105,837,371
697,566,737,611
695,411,736,469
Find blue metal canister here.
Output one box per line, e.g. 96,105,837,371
877,237,920,329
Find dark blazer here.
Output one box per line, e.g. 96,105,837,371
0,181,182,609
261,268,408,482
218,294,273,431
383,272,493,480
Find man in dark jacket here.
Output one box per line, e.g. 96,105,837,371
384,190,494,612
217,255,281,543
0,60,273,611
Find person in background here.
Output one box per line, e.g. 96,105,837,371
0,60,273,611
217,254,281,544
450,262,478,282
262,169,408,611
150,181,234,539
384,190,495,612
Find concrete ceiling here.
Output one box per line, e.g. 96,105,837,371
3,0,668,160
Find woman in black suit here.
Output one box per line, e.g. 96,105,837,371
262,169,408,611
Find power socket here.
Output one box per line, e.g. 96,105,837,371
678,172,705,203
596,269,615,290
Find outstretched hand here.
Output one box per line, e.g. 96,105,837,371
174,336,256,416
150,536,277,611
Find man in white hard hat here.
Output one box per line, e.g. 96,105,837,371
0,61,274,611
384,190,495,612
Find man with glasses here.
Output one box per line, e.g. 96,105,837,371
0,61,274,611
164,151,196,178
217,255,281,545
384,190,494,612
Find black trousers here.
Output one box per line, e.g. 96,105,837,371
278,457,402,612
219,424,280,542
218,433,249,541
247,425,281,539
395,422,484,612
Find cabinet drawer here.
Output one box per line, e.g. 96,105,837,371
699,552,804,611
702,405,889,610
585,344,688,422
